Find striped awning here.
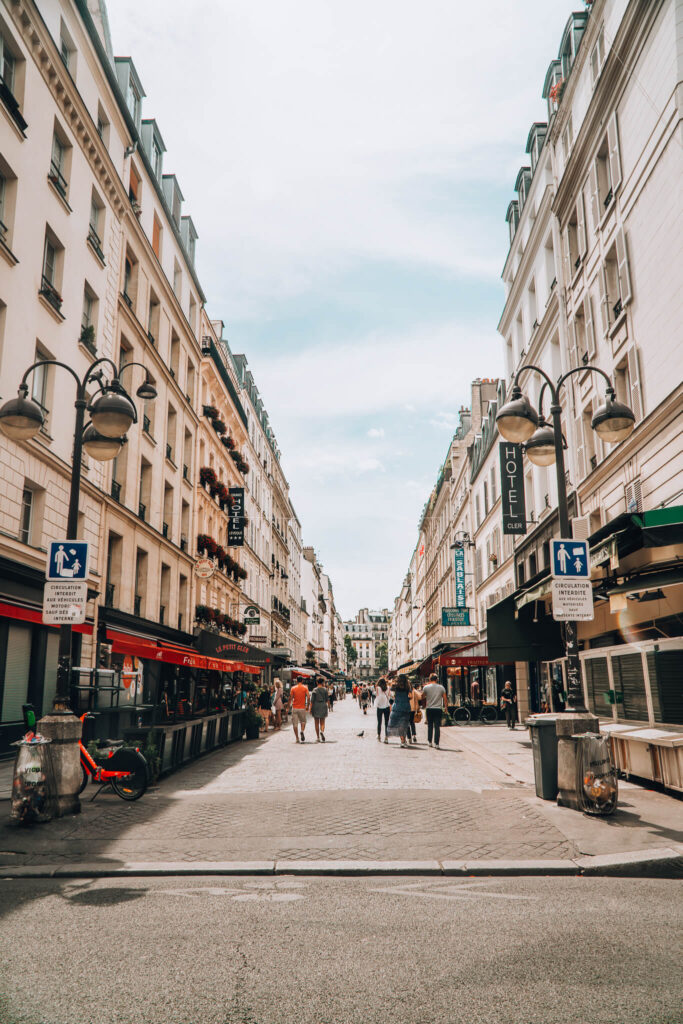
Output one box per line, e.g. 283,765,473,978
397,661,420,676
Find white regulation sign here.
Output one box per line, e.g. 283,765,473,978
551,579,594,622
43,581,88,625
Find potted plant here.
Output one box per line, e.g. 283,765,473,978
243,705,262,740
199,466,217,489
202,404,218,419
213,418,227,435
79,323,96,352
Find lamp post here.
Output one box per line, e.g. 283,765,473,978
496,363,635,711
0,357,156,815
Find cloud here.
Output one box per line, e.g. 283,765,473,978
367,427,385,439
429,411,460,431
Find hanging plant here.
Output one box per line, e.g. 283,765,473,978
223,436,236,450
213,418,227,435
240,461,250,475
199,466,217,489
195,603,208,622
202,404,218,420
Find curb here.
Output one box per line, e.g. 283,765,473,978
1,848,681,880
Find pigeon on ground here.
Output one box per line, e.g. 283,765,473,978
357,731,364,737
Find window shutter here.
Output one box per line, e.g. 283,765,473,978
599,264,611,335
615,227,632,307
568,316,579,368
562,227,571,281
589,163,600,231
576,192,587,256
627,345,643,421
607,112,622,194
584,293,596,357
574,416,586,481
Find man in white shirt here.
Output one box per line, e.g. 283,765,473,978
422,672,447,748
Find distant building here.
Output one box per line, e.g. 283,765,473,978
344,609,390,680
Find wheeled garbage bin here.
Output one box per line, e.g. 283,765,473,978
528,714,559,800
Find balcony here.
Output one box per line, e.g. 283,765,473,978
48,160,68,200
0,78,28,133
122,290,133,309
138,502,146,522
87,225,105,263
39,276,63,313
147,329,156,346
134,594,142,617
110,480,121,502
105,582,115,608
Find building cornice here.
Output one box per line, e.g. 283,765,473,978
8,0,128,218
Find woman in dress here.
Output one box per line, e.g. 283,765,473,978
375,677,391,743
387,676,412,748
272,677,284,730
310,677,329,742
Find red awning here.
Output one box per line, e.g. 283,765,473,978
0,600,93,635
106,629,260,674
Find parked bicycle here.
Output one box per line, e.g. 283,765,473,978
452,701,499,725
78,714,148,801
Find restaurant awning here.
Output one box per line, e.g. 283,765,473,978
106,629,261,674
396,661,420,676
0,600,93,635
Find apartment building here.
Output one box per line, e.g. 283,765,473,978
344,608,390,680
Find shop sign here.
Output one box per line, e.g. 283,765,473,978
454,546,466,608
441,607,470,627
228,487,245,546
249,635,267,644
194,557,215,579
42,581,88,625
244,604,260,625
551,579,594,621
499,443,527,535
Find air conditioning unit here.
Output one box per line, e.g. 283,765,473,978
572,515,591,541
625,479,643,514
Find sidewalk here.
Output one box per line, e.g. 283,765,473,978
1,701,681,877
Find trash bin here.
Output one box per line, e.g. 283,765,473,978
528,714,559,800
575,732,618,816
10,734,57,824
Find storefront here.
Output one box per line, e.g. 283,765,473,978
418,642,515,709
0,556,94,757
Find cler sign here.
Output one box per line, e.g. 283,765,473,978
499,443,527,535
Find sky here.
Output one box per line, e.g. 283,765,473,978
105,0,580,619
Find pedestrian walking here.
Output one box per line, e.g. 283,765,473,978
408,681,422,744
311,678,329,742
375,678,391,742
360,685,370,714
257,684,273,732
500,680,517,729
328,683,336,712
272,677,284,730
423,672,447,749
387,676,412,747
289,678,310,743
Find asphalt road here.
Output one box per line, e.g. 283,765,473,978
0,876,680,1024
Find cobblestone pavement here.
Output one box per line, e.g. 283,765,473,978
5,698,680,867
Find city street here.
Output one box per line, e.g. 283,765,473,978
0,875,680,1024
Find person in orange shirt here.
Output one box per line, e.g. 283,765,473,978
289,679,311,743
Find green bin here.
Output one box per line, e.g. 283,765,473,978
528,714,559,800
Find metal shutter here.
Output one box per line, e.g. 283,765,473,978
584,657,611,715
612,652,647,721
1,625,32,723
648,650,683,725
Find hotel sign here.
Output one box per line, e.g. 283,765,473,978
228,487,245,546
454,546,467,608
499,443,527,535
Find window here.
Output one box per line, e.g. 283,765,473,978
88,190,105,260
151,138,162,179
614,346,643,423
122,249,138,308
127,79,140,125
96,102,109,146
40,230,63,311
569,292,596,366
152,214,162,258
19,487,33,544
129,163,141,213
483,481,489,516
81,285,97,353
59,35,70,69
0,30,16,93
599,228,631,334
173,260,181,299
147,289,159,344
590,113,621,219
49,130,69,199
590,27,605,86
561,115,573,164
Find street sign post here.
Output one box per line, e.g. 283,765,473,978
550,538,589,578
441,607,470,627
43,581,88,625
46,540,89,581
551,579,594,621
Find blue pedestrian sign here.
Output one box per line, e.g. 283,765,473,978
46,540,89,581
550,539,589,579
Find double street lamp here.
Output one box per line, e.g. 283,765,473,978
496,363,635,712
0,357,155,814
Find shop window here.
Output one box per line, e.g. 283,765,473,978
612,652,648,721
1,624,32,723
647,650,683,725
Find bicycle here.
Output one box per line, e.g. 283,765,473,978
78,714,148,801
452,702,499,725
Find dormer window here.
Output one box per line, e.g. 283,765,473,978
127,79,140,124
506,200,519,246
559,12,588,82
526,122,548,175
515,167,532,212
114,58,145,130
152,139,162,179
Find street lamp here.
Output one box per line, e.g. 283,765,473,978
0,356,155,815
496,363,635,711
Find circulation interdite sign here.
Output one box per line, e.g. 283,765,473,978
499,443,527,535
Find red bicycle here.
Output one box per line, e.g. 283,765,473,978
78,714,148,801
